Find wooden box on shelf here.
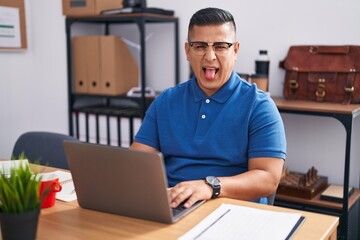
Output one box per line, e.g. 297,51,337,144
277,166,328,199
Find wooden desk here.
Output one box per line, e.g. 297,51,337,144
272,97,360,239
273,97,360,115
33,167,338,240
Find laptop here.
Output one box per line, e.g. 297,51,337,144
63,141,205,224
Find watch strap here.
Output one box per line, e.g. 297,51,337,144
211,184,221,199
205,176,221,199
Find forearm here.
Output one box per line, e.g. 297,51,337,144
219,157,284,201
219,170,279,201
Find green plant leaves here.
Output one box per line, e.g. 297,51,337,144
0,158,42,213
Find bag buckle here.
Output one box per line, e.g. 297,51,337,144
309,46,318,54
344,86,354,93
316,78,326,101
316,89,326,98
289,80,298,89
318,78,326,83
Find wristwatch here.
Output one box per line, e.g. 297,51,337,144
204,176,221,199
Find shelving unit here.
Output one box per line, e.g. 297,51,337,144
273,97,360,240
65,14,179,146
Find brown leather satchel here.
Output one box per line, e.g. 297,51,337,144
280,45,360,104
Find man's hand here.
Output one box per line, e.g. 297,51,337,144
168,180,213,208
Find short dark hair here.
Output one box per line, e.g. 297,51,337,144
188,8,236,35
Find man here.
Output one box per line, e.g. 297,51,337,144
131,7,286,208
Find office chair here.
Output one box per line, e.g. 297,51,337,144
12,131,80,170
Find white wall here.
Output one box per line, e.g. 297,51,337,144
0,0,68,157
0,0,359,186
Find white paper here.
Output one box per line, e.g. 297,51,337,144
0,159,29,177
38,172,58,181
42,170,77,202
0,6,21,48
179,203,303,240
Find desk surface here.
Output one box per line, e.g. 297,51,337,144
273,97,360,115
34,165,338,240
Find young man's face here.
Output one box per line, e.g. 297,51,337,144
185,23,240,96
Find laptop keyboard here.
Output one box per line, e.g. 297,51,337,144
172,200,204,218
172,203,187,217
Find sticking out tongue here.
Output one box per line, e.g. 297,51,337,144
205,68,216,80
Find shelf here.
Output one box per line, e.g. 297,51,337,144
276,189,360,211
273,97,360,115
72,95,155,111
74,106,143,118
273,97,360,240
65,13,179,146
65,13,178,22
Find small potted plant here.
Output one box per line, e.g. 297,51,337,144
0,155,44,240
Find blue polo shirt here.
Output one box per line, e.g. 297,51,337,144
134,71,286,200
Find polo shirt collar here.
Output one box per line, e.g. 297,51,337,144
192,71,239,103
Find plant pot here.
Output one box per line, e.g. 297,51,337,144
0,208,40,240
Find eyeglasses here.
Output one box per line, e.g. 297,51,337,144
188,41,235,56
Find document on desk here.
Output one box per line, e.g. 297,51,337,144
47,170,77,202
0,159,29,177
179,203,304,240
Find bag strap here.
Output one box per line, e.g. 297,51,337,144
315,79,326,102
287,68,299,98
343,70,356,104
309,46,350,55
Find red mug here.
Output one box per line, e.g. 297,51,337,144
39,177,62,208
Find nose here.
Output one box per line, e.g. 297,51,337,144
204,46,217,61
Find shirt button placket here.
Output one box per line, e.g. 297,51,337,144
201,99,210,120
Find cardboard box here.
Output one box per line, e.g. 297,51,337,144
62,0,123,16
72,35,138,96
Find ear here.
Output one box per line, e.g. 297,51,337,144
233,41,240,60
185,42,191,61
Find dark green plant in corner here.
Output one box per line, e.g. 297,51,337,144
0,164,42,213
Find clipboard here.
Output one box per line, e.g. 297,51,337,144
179,203,305,240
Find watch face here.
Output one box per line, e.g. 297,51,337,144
206,176,220,186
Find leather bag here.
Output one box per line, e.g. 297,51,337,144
280,45,360,104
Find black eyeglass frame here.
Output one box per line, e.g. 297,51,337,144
188,41,234,48
188,41,236,55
